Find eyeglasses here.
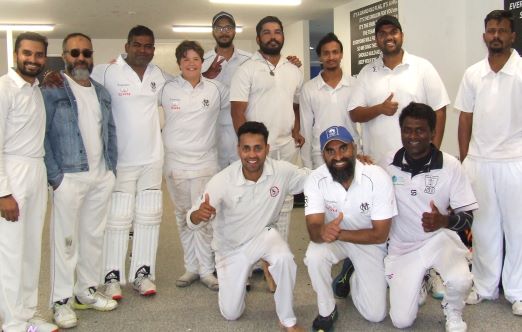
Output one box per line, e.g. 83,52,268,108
213,25,234,33
64,49,93,58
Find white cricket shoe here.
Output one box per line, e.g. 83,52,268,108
445,309,467,332
28,313,59,332
201,274,219,291
52,301,77,329
512,300,522,316
175,271,199,287
133,275,157,296
73,287,118,311
429,269,446,300
465,287,483,305
104,279,123,300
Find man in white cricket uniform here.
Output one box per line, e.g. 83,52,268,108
455,9,522,316
162,40,228,290
230,15,304,241
347,15,449,165
202,11,252,169
385,102,477,332
91,25,169,298
43,33,118,329
0,32,58,332
187,121,308,332
300,32,359,169
304,125,396,331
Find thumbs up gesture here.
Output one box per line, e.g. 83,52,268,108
320,212,344,243
421,201,448,232
381,92,399,116
191,193,217,224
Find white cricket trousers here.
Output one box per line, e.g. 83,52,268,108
269,140,299,241
463,157,522,302
0,156,47,332
385,231,472,328
50,171,115,303
216,227,297,328
304,240,387,322
165,170,215,276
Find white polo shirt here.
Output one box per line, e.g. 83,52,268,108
385,148,478,255
161,75,228,174
0,69,45,196
203,48,251,127
91,54,170,167
230,51,303,150
454,50,522,161
347,51,449,165
304,160,397,249
299,72,359,169
187,158,309,253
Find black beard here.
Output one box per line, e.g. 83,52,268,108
327,157,355,185
18,61,43,78
216,39,233,48
260,40,283,55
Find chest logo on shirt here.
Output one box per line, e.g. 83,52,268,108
151,81,157,92
360,202,370,216
270,186,280,197
391,175,405,186
424,175,439,194
202,99,210,109
169,99,181,112
118,87,131,97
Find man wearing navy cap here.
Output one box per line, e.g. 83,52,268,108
303,125,397,331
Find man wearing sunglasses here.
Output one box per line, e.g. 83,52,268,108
42,32,118,329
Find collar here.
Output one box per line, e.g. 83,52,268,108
117,53,154,71
316,71,351,90
480,49,520,78
176,74,204,89
391,145,443,176
252,51,288,65
375,49,411,69
8,68,39,88
235,157,274,185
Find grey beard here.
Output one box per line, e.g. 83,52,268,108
71,68,91,81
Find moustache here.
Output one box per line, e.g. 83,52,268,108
23,61,42,68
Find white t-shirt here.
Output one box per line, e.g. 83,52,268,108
348,51,449,165
304,160,397,249
454,49,522,161
0,69,45,196
385,148,478,255
230,51,303,149
91,54,170,167
65,75,105,177
187,158,309,253
161,75,228,174
299,72,359,169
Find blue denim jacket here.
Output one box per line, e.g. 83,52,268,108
42,72,117,187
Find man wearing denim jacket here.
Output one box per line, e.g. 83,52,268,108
42,33,118,329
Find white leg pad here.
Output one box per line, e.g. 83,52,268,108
103,192,134,285
275,195,293,241
129,189,162,282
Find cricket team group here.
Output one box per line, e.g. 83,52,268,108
1,7,521,332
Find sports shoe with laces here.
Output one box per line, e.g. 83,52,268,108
133,275,157,296
312,305,338,331
429,269,445,300
52,300,77,329
104,279,123,300
418,273,429,306
332,258,354,298
72,287,118,311
201,274,219,291
176,271,199,287
28,312,59,332
465,287,483,305
444,308,467,332
512,300,522,316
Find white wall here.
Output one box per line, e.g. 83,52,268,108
282,19,311,81
334,0,503,157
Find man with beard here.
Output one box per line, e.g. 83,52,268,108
231,15,304,243
300,32,359,169
303,125,396,331
456,9,522,316
0,31,58,332
42,33,118,329
335,14,449,301
384,102,476,331
187,121,307,332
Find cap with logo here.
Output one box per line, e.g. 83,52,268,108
320,126,354,152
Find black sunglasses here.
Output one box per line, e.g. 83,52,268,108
65,49,93,58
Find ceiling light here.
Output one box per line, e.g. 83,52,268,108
209,0,300,5
172,25,243,33
0,24,54,31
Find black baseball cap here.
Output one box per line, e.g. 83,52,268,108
212,11,236,27
374,15,402,34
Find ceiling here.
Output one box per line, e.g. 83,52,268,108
0,0,347,40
